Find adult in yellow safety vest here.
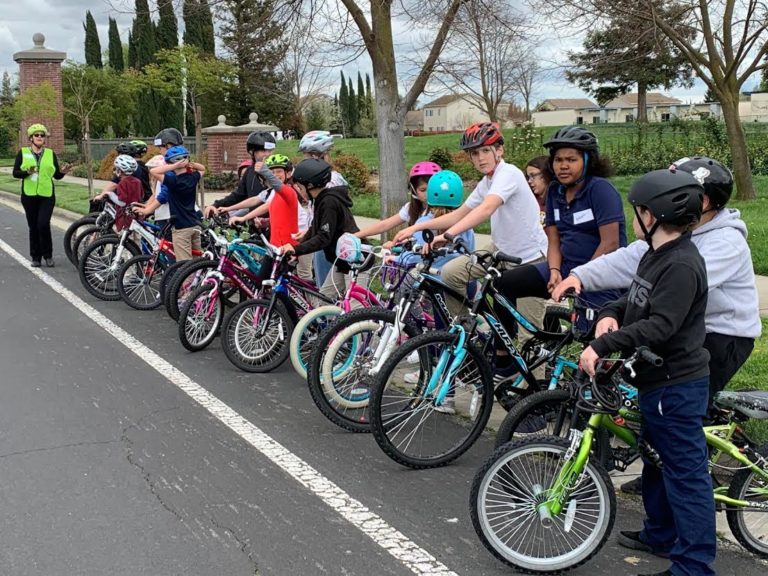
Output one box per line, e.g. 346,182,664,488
12,124,71,267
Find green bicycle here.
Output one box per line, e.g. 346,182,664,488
470,347,768,573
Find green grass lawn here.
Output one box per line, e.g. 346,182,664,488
728,318,768,442
0,173,92,214
0,158,14,167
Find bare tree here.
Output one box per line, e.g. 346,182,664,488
535,0,768,199
431,1,529,122
512,58,542,121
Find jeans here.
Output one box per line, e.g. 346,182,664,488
313,251,333,289
639,378,716,576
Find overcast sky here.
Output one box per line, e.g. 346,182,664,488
0,0,720,105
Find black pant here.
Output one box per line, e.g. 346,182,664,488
492,264,550,340
704,332,754,402
21,193,55,261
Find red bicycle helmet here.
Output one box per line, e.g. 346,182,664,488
460,122,504,150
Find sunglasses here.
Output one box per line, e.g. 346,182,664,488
32,133,46,138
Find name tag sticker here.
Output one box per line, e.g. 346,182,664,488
573,208,595,225
553,209,560,221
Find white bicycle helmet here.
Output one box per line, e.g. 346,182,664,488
114,154,138,175
299,130,335,154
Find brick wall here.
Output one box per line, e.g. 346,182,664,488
17,61,65,154
207,133,249,173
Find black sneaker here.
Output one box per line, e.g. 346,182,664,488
31,259,41,267
44,257,54,267
636,571,673,576
618,531,670,559
621,476,642,495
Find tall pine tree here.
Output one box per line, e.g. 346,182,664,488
133,0,160,135
127,30,137,69
198,0,215,55
338,72,348,135
108,18,124,71
156,0,183,131
1,72,15,107
219,0,292,127
365,73,373,112
83,11,103,68
357,72,367,122
183,0,214,55
347,77,358,134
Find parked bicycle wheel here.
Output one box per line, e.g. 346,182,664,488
221,298,294,373
78,236,140,300
160,260,189,312
118,254,168,310
494,389,574,448
178,283,223,351
726,447,768,558
307,307,421,433
369,330,494,469
289,305,344,380
470,436,615,573
166,257,216,321
72,225,113,266
63,214,97,265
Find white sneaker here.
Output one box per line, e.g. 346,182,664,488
403,370,420,384
434,397,456,414
406,350,419,364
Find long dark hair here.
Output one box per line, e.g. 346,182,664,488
407,175,429,225
526,156,554,185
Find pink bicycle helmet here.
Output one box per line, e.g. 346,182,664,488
409,161,441,180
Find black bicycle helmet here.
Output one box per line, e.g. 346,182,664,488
543,126,599,153
671,156,733,210
154,127,183,147
629,169,704,240
459,122,504,151
246,131,277,153
115,142,139,156
292,158,332,188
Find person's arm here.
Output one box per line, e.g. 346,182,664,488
444,196,501,239
135,196,161,217
233,202,270,223
51,153,70,179
227,195,266,212
571,240,647,292
150,161,182,183
590,222,621,260
545,225,563,290
294,200,341,256
393,204,470,243
213,172,249,209
356,213,406,238
590,265,700,357
189,161,205,176
11,150,27,179
255,162,281,190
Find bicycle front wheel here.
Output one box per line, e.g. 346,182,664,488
289,305,344,380
118,254,167,310
178,283,223,351
726,447,768,558
370,330,494,469
471,436,615,573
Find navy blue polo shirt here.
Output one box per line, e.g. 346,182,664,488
164,170,202,229
545,176,627,270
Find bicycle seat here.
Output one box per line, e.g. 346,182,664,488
713,390,768,420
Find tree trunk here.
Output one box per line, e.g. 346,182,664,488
84,115,94,198
636,82,648,123
195,104,205,207
720,93,755,200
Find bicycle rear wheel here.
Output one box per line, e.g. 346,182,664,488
178,283,223,351
64,215,97,265
495,389,575,448
167,258,216,321
78,236,140,301
370,330,494,469
471,436,615,573
289,305,343,380
118,254,167,310
726,448,768,558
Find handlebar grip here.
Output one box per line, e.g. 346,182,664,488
637,346,664,367
444,232,455,242
492,250,522,265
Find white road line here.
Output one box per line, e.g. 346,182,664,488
0,236,458,576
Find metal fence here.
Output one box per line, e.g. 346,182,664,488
82,137,206,161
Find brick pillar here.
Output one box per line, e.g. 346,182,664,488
202,113,281,174
13,33,66,153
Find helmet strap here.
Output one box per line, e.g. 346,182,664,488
633,206,659,245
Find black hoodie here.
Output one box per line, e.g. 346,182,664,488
294,186,358,272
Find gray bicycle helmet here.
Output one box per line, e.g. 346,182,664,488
116,142,139,156
543,126,599,153
154,127,183,147
114,154,138,175
629,169,704,240
246,131,276,153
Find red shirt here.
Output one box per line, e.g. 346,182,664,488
115,176,144,231
268,185,299,246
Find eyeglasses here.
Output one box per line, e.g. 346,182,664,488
32,133,46,138
526,172,543,181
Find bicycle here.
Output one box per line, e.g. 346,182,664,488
470,348,768,573
368,235,580,469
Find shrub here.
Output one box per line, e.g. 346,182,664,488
204,172,238,190
59,150,83,165
97,150,119,180
332,151,371,194
70,161,99,179
429,147,454,170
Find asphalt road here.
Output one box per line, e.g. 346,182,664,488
0,200,764,576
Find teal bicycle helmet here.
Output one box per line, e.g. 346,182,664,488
426,170,463,208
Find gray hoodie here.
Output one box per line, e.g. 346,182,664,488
571,208,761,339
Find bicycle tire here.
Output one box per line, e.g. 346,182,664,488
470,436,615,573
289,305,344,380
167,257,216,321
78,236,140,301
178,283,223,352
160,260,189,312
117,254,167,310
221,298,294,373
370,330,494,469
72,225,114,267
63,215,97,265
725,443,768,558
494,388,575,448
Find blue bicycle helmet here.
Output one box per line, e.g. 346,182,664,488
426,170,463,208
164,145,190,164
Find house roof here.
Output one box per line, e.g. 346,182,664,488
604,92,683,108
537,98,598,111
405,110,423,127
423,94,465,108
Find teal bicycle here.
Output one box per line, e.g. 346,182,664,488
470,347,768,573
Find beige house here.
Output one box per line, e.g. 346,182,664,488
422,94,495,132
531,99,599,127
404,110,424,134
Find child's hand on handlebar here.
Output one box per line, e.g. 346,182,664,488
579,345,600,378
551,274,582,301
393,227,415,244
594,316,619,338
